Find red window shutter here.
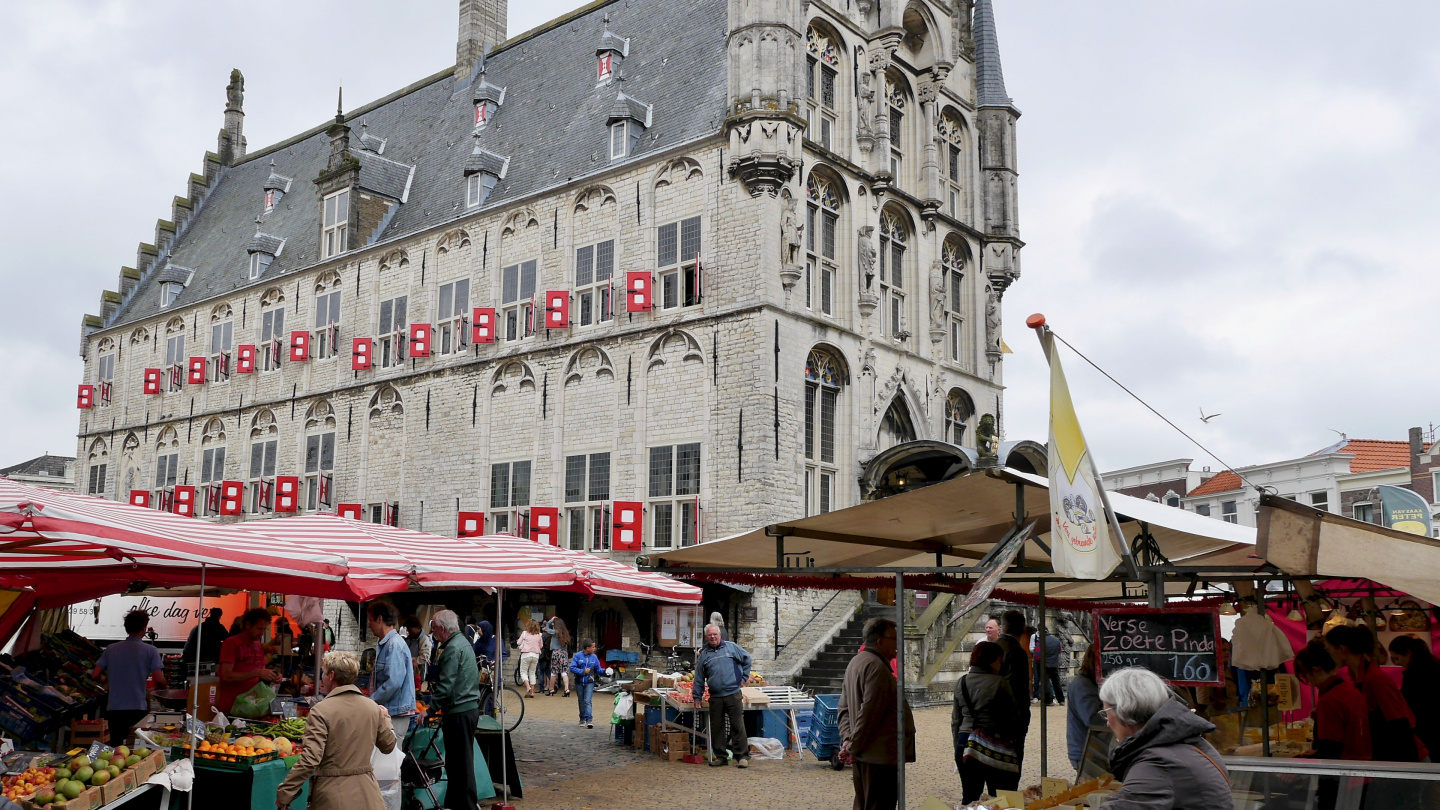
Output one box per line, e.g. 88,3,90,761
626,272,653,312
408,324,431,357
337,502,364,520
472,307,496,344
274,476,300,513
142,368,161,395
319,473,332,508
457,511,486,538
544,291,570,329
528,506,560,545
173,486,196,517
188,356,207,385
385,501,399,527
289,331,310,362
612,500,643,550
206,483,221,515
77,385,93,409
236,344,256,373
352,337,373,370
129,491,151,508
219,481,244,516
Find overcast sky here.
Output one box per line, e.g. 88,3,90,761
2,1,1437,475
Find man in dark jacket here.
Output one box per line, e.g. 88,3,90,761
181,608,228,665
693,624,753,767
429,610,481,810
838,618,916,810
1032,626,1064,706
995,611,1032,769
1099,667,1230,809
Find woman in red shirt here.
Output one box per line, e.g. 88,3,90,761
1324,625,1426,763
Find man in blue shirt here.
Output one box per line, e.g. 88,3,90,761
92,609,167,747
367,601,415,738
693,624,753,768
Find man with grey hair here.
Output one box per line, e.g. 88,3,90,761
837,617,915,810
1097,667,1229,809
429,610,481,810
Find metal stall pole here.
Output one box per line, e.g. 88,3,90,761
495,587,513,809
187,564,206,810
895,572,906,810
1038,581,1047,779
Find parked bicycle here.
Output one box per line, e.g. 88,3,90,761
638,641,691,673
476,655,525,732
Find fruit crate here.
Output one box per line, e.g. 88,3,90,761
171,746,279,771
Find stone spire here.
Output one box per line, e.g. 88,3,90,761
973,0,1018,112
218,68,247,165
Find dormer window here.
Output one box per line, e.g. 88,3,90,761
249,253,272,280
606,92,651,162
322,189,349,259
264,189,278,213
160,282,183,308
595,17,629,85
610,122,631,159
154,264,192,309
262,160,291,216
467,173,494,208
475,102,488,127
471,80,505,131
247,229,283,282
464,134,508,208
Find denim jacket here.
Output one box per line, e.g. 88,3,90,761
370,628,415,716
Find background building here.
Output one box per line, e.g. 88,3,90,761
0,454,76,493
72,0,1023,674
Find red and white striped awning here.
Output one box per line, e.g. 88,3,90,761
487,538,701,604
0,478,350,604
232,515,578,595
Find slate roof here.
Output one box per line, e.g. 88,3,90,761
154,265,193,285
1187,470,1243,498
106,0,729,329
973,0,1018,112
608,93,652,126
247,232,285,256
0,454,74,478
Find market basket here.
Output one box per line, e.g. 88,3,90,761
172,745,279,771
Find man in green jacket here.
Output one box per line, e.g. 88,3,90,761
429,610,480,810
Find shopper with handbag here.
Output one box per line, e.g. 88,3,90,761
952,641,1021,803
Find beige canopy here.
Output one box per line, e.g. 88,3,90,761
644,468,1259,601
1258,493,1440,605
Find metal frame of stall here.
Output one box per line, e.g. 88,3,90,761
642,476,1303,808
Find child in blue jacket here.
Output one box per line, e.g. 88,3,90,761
569,639,603,728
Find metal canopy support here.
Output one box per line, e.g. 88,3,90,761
895,572,906,810
1038,581,1047,779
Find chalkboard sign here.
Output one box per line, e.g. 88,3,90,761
1094,606,1223,686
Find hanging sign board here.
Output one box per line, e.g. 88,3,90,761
953,523,1033,618
1094,605,1223,686
659,605,679,646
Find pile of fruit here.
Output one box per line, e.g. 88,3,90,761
187,734,294,761
745,672,766,686
2,765,56,803
24,748,154,805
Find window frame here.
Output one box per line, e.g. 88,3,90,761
564,452,613,551
610,121,630,160
321,189,350,259
200,446,226,486
378,295,409,368
310,290,341,361
210,320,233,382
657,216,702,310
805,175,839,318
88,463,107,495
648,443,701,549
304,430,336,512
160,282,182,308
878,210,908,341
96,353,115,405
247,438,278,513
574,240,615,328
804,26,841,153
437,279,471,354
248,252,272,281
259,305,286,372
500,260,537,342
804,350,843,517
489,460,533,534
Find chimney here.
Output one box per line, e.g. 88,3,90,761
219,69,247,165
456,0,508,79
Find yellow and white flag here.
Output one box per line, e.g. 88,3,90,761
1040,328,1121,580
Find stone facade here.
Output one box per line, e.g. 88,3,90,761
74,0,1022,670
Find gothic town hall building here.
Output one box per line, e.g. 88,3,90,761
75,0,1024,670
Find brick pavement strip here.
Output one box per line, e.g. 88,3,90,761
503,693,1075,809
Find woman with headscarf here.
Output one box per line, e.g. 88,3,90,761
471,620,506,667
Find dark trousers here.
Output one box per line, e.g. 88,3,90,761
105,710,150,748
707,691,748,762
959,755,1018,803
1033,666,1063,704
441,708,480,810
851,760,899,810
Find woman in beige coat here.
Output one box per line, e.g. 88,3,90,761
278,651,398,810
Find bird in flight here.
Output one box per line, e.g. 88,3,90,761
1199,408,1221,424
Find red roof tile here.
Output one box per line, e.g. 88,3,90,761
1187,470,1243,497
1329,439,1413,474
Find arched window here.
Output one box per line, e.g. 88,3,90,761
805,172,841,316
86,438,109,496
938,108,967,220
884,70,909,187
248,409,278,513
879,208,909,341
804,348,845,515
944,388,974,445
304,400,337,511
878,398,916,454
942,236,968,364
806,24,842,151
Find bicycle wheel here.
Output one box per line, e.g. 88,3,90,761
512,657,524,686
491,686,525,732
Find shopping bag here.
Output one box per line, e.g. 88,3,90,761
747,737,785,760
230,681,278,718
611,692,634,724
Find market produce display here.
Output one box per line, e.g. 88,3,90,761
246,718,306,742
2,765,56,803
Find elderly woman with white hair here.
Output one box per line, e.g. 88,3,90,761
1096,668,1230,810
277,651,397,810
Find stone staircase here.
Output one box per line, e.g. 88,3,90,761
792,611,869,695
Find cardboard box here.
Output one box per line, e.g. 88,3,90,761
120,770,137,791
132,756,156,783
663,741,690,762
650,731,663,755
81,786,103,810
740,687,770,706
148,750,167,770
100,779,126,806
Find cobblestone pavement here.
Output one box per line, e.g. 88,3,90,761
502,692,1075,809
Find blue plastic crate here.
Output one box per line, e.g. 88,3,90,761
606,650,640,664
806,731,837,760
807,724,841,746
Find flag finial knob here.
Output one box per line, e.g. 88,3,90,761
1026,313,1046,329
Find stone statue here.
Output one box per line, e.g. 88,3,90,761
858,226,876,291
929,260,946,331
781,196,803,266
984,287,1001,352
977,414,998,461
226,69,244,110
856,65,875,140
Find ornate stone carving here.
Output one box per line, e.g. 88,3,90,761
782,195,804,268
857,225,876,292
977,414,998,462
917,79,939,106
984,286,1002,361
929,259,946,337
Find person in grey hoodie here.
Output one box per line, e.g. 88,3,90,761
1098,668,1230,810
952,641,1021,803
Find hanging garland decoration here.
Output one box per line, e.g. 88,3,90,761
672,571,1227,613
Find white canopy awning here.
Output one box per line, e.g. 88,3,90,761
1258,493,1440,605
645,468,1258,602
